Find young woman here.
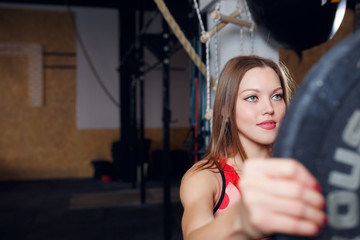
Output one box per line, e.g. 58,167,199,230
180,56,327,240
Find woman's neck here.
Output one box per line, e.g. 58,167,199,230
228,144,271,176
246,143,271,159
239,136,272,159
227,139,272,173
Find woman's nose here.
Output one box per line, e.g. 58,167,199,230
262,100,274,115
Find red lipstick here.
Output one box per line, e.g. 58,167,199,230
257,120,276,130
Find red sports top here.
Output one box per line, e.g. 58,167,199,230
213,162,241,216
213,162,271,240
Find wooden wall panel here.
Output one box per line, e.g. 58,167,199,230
0,54,121,180
279,9,355,86
145,128,190,153
0,8,75,52
0,7,190,180
0,8,122,180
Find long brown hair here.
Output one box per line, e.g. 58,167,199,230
199,55,295,171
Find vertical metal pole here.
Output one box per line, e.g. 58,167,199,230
130,74,138,188
139,76,146,203
119,5,137,184
162,19,172,240
139,10,146,204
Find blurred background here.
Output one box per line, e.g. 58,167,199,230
0,0,358,239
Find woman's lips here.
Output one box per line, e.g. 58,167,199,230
257,120,276,130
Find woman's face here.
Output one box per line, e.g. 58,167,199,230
235,66,286,147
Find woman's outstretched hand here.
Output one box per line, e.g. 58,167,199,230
238,158,327,239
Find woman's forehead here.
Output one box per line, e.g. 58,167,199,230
238,67,282,91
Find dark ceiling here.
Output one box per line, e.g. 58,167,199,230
0,0,197,38
0,0,356,45
0,0,190,11
0,0,357,10
0,0,357,12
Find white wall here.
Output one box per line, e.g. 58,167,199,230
74,7,119,129
142,48,191,128
140,12,191,128
0,3,191,129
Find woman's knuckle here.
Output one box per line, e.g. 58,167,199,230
287,160,299,175
292,183,305,198
249,209,267,227
293,202,307,218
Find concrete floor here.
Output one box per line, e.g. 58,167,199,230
0,178,183,240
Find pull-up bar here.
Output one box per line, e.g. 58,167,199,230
200,9,242,43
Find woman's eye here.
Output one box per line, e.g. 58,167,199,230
272,94,283,100
245,96,257,102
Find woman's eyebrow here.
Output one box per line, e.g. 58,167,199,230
239,86,283,95
272,87,283,93
239,88,260,94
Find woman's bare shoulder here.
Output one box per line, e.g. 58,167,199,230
182,160,218,181
180,160,220,205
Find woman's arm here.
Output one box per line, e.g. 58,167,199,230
180,166,248,240
180,159,327,240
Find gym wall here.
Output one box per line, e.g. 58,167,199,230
0,5,355,181
0,7,120,180
0,7,190,181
